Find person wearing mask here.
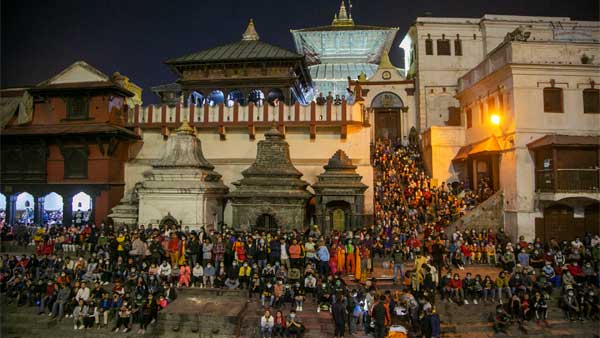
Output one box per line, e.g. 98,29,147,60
260,309,274,338
286,309,304,338
392,243,406,285
495,271,512,304
203,263,215,288
532,291,548,327
561,286,581,321
238,262,252,289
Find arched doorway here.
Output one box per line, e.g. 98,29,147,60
227,89,246,107
207,90,225,107
43,192,63,225
256,213,277,233
187,91,205,107
248,89,265,107
160,214,179,231
16,192,34,224
267,89,284,106
371,92,403,141
72,192,92,226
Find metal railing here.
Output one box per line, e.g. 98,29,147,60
535,168,600,192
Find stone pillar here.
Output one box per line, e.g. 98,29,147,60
7,194,16,225
35,196,45,225
63,195,73,226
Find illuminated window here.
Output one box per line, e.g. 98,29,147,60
479,102,485,124
543,87,563,113
583,88,599,114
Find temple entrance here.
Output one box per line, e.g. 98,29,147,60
160,214,179,230
256,213,277,233
43,192,63,225
374,109,400,140
371,92,404,141
332,209,345,232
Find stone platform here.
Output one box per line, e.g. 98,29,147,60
157,288,247,338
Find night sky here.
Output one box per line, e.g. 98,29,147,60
2,0,598,103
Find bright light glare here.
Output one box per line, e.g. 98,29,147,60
490,114,501,125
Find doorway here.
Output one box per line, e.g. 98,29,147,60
256,214,277,233
374,109,400,140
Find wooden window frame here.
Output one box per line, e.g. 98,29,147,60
63,147,89,179
425,38,433,55
583,88,599,114
66,96,90,120
436,39,451,56
543,87,564,113
466,108,472,128
454,36,462,56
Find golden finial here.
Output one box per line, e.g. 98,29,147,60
176,119,195,134
332,1,354,26
378,50,395,69
242,18,260,41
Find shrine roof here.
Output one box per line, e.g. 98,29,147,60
30,81,134,97
1,123,139,138
292,24,396,32
309,63,377,80
165,40,304,65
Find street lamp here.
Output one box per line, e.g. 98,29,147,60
490,113,501,126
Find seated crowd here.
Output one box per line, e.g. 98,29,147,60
0,139,598,338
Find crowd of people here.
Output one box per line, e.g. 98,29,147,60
0,139,598,338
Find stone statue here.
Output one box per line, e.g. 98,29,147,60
504,27,531,42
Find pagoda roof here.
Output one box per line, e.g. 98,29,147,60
166,40,303,65
292,24,397,32
309,63,377,80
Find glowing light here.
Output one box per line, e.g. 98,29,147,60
490,114,501,125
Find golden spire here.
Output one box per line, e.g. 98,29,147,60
242,18,260,41
378,49,395,69
176,119,195,135
332,1,354,26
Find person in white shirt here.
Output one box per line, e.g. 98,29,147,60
75,281,90,302
192,263,204,287
260,309,274,338
158,261,171,281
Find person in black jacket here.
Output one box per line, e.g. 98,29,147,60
331,296,347,338
372,295,388,338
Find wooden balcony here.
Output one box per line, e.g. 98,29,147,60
536,168,600,193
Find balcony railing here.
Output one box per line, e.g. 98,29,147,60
536,168,600,193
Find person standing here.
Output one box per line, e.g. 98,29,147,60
332,296,347,338
372,295,389,338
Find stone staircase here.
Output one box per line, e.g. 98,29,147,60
447,190,504,235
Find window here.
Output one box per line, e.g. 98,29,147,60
63,147,88,179
466,108,472,128
543,87,563,113
454,35,462,56
437,39,451,56
479,102,485,124
498,93,504,113
425,35,433,55
487,97,496,112
66,96,89,120
583,88,599,114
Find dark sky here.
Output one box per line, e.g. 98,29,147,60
2,0,598,103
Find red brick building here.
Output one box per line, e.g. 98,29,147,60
1,61,140,226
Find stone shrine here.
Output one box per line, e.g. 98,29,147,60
228,126,312,232
313,149,368,234
137,120,228,230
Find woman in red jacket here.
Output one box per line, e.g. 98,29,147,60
447,273,465,304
